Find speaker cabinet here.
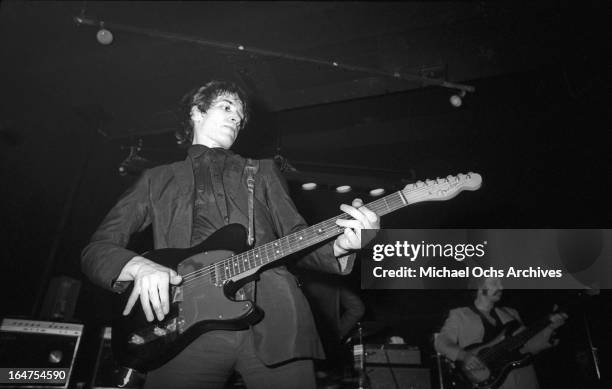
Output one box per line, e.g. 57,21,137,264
0,318,83,388
366,366,431,389
366,344,422,365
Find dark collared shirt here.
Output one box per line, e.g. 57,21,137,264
188,144,232,246
188,144,253,298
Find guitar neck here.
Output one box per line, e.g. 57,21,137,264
217,173,481,282
500,316,553,352
224,190,408,281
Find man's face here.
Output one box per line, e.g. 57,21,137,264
481,277,503,303
191,92,245,149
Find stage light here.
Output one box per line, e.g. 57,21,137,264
96,23,113,45
301,182,317,190
369,188,386,197
450,90,466,107
336,185,352,193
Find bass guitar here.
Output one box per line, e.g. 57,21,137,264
112,172,482,372
445,310,566,389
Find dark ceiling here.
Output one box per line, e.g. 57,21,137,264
1,1,565,139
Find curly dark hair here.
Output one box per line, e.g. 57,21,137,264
177,80,250,144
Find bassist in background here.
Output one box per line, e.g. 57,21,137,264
81,80,380,389
435,277,567,389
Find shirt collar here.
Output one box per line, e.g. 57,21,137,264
187,144,234,161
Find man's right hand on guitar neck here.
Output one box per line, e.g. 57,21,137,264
116,256,183,322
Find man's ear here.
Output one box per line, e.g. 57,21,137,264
190,106,203,122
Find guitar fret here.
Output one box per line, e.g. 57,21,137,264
242,254,250,271
224,263,231,279
254,249,261,266
382,196,391,213
244,252,252,269
273,240,282,257
236,255,243,274
210,267,217,285
241,254,248,272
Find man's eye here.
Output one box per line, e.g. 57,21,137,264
224,105,231,111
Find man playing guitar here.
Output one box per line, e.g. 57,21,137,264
81,80,380,389
435,277,567,389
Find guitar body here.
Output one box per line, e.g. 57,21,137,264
450,321,533,389
111,224,263,372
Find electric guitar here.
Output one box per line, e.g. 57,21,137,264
444,310,566,389
112,172,482,372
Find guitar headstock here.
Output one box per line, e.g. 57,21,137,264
401,172,482,202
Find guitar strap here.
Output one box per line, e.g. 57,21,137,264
469,305,502,325
470,305,503,343
245,158,259,246
235,158,259,303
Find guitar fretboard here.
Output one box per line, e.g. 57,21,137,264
480,316,554,363
209,175,475,285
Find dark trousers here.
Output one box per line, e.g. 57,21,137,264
144,329,316,389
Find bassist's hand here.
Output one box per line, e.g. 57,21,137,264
119,256,183,322
521,310,567,355
458,350,486,372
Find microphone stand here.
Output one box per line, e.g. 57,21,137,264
579,290,601,381
356,323,371,389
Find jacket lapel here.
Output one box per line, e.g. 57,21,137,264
168,158,194,248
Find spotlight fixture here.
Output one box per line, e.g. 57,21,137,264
450,90,466,107
336,185,352,193
96,22,113,45
301,182,318,191
369,188,386,197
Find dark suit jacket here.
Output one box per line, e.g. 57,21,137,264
82,153,354,365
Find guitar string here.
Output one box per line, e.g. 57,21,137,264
180,196,402,288
180,187,421,285
178,179,469,288
179,192,411,297
179,178,473,287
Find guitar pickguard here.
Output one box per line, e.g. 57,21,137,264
176,250,254,329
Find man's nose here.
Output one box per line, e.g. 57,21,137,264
230,115,241,127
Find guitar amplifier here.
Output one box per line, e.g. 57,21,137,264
0,318,83,388
366,366,431,389
365,344,422,365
